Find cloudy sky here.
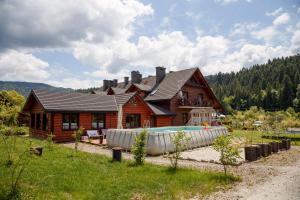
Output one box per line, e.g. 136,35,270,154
0,0,299,89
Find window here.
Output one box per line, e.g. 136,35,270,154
126,114,141,128
36,113,41,129
42,113,48,131
198,93,204,105
182,113,188,124
30,113,35,128
62,113,79,130
182,91,188,100
92,113,106,129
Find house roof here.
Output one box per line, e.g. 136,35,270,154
23,90,118,112
146,103,175,116
145,68,197,101
115,92,136,105
132,83,153,92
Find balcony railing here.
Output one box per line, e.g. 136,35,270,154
177,98,212,107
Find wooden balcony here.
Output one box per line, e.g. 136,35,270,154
177,98,212,108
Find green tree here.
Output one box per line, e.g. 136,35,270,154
131,129,148,165
167,131,189,170
213,135,240,176
281,75,294,109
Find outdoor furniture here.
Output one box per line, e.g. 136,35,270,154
86,130,100,139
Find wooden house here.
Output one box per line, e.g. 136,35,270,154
23,67,222,142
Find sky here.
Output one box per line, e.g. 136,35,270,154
0,0,299,89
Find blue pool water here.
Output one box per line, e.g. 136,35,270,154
134,126,204,133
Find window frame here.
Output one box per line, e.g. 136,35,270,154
36,113,41,130
125,114,141,128
30,113,35,129
182,113,188,124
42,113,48,131
91,113,106,129
62,113,79,131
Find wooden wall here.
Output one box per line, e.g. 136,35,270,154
169,84,215,126
52,112,117,142
122,95,152,128
155,116,173,127
29,98,51,139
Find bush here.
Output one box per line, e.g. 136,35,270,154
131,129,147,165
167,130,189,170
213,135,240,176
14,126,28,135
73,127,84,152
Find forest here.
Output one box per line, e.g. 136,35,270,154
206,55,300,113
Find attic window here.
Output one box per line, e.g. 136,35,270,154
150,89,158,96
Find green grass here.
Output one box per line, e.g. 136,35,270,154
231,130,300,146
0,137,238,200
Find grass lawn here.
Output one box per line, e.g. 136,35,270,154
231,130,300,146
0,137,238,200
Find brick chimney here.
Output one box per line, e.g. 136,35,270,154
124,76,129,85
131,71,142,84
156,66,166,84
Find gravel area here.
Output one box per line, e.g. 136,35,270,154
61,143,300,200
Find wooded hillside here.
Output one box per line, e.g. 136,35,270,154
206,55,300,112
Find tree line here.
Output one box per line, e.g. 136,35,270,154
206,54,300,113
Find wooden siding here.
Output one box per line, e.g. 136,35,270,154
29,98,51,139
52,112,117,142
169,84,217,126
156,116,173,127
122,95,152,128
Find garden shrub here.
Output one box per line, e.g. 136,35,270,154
131,129,147,165
213,135,240,176
167,130,189,170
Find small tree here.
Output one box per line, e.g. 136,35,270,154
131,129,147,165
213,135,240,176
167,130,189,170
73,127,84,152
46,132,54,150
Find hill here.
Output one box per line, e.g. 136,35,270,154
206,54,300,112
0,81,73,97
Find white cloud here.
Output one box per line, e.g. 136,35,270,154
273,13,290,26
214,0,252,5
290,30,300,53
251,26,278,43
230,22,259,36
0,0,153,49
266,8,283,16
0,50,49,82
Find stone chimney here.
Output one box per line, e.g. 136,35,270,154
124,76,129,85
113,79,118,87
131,71,142,84
156,66,166,84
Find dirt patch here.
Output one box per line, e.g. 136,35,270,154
204,146,300,200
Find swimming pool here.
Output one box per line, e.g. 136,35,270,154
105,126,228,155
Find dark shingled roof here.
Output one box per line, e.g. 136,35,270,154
115,92,136,105
133,83,153,92
146,103,175,116
145,68,197,101
24,90,118,112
